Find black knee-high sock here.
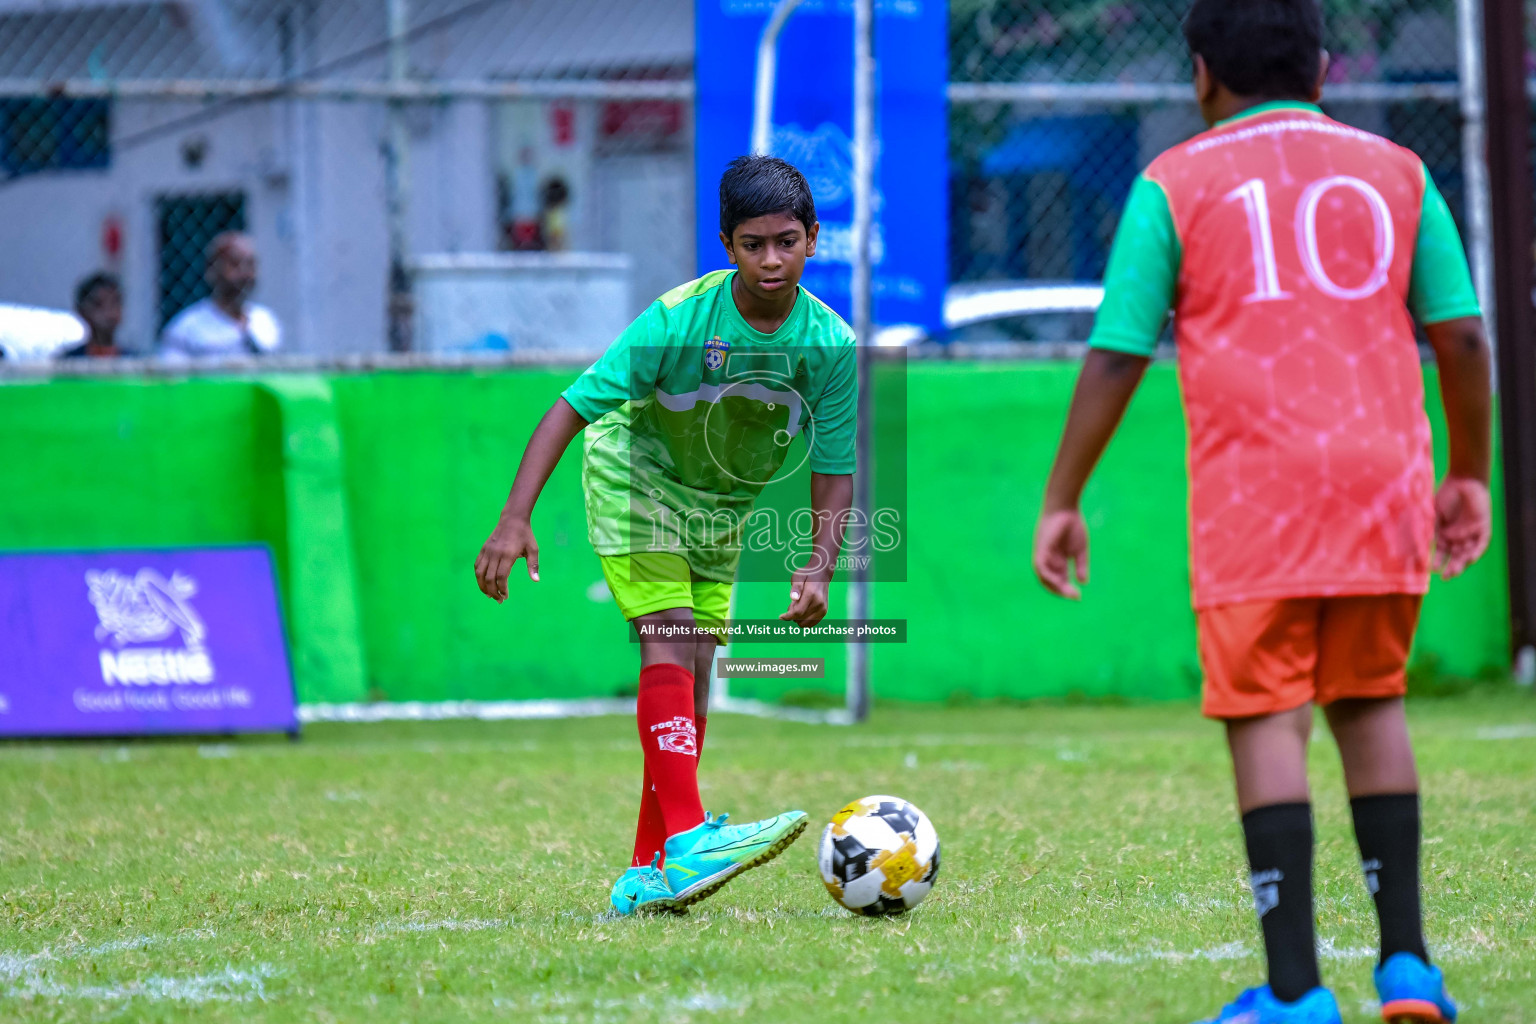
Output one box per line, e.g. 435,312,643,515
1350,793,1428,964
1243,802,1321,1002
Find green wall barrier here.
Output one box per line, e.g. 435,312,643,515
0,363,1509,706
330,371,633,701
258,377,368,703
724,362,1509,704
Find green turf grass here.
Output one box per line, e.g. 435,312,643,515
2,694,1533,1022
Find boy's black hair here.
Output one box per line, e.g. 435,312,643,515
1183,0,1324,101
719,155,817,240
74,271,120,308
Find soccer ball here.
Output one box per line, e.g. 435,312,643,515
817,795,940,916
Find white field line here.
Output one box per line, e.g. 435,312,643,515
498,987,746,1019
839,731,1170,749
0,935,162,982
671,990,745,1012
0,737,555,763
8,965,277,1003
299,699,636,723
299,697,854,727
1475,724,1536,740
368,918,510,938
0,931,276,1004
1023,941,1251,967
1317,938,1380,961
1013,936,1477,970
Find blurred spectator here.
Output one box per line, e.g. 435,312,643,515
507,146,544,250
540,175,572,252
58,272,124,359
159,232,281,360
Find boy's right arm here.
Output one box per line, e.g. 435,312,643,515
1035,350,1149,599
1035,173,1175,599
475,300,673,602
473,397,589,603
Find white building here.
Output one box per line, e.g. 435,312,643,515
0,0,695,354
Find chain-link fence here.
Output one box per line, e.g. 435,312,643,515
949,0,1474,284
0,0,1496,358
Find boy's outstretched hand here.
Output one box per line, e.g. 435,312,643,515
471,397,588,604
1034,349,1146,602
1433,476,1491,579
1034,508,1090,600
780,569,830,628
474,516,540,603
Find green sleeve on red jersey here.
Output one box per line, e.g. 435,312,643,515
561,301,675,423
1408,163,1481,325
1087,173,1181,358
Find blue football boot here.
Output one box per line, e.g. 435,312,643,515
608,854,680,916
1375,953,1457,1023
662,810,807,907
1195,985,1342,1024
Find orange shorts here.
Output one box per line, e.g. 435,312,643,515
1197,594,1422,719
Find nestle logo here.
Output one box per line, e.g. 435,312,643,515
86,568,205,647
99,648,215,686
84,568,217,686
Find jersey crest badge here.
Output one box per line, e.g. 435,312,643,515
704,336,729,371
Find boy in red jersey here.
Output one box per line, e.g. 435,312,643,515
1035,2,1491,1022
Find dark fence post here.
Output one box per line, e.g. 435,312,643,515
1483,0,1536,679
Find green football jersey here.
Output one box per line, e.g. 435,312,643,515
562,269,858,583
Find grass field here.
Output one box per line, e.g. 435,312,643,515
2,693,1533,1023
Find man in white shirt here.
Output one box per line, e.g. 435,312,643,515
159,232,282,360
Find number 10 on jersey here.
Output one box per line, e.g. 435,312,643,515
1226,175,1396,304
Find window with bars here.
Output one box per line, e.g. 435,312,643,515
0,98,110,177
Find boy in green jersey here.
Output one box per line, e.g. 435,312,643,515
474,156,858,914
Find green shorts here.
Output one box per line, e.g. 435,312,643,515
599,552,732,643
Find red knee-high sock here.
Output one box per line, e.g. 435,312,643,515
636,663,705,839
630,713,708,867
631,766,668,868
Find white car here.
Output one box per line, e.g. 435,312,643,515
875,281,1104,349
0,303,86,361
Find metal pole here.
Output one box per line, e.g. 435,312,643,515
1457,0,1496,347
1482,0,1536,679
846,0,874,722
752,0,804,156
384,0,413,352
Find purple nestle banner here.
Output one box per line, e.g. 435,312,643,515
0,547,297,737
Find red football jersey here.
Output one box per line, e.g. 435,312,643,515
1145,105,1433,608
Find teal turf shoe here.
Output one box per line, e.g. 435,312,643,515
609,854,680,916
662,811,808,907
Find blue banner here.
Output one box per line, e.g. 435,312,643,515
696,0,948,331
0,547,297,737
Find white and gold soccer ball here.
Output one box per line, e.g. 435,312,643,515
817,795,940,915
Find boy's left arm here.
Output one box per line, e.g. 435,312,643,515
781,472,854,627
1423,317,1492,578
784,335,859,627
1409,164,1494,579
